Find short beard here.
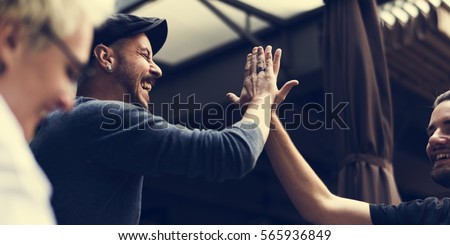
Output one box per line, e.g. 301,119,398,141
430,165,450,188
115,62,142,107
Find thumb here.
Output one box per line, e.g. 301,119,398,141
276,80,299,104
226,93,240,105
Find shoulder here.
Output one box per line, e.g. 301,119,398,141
71,97,169,131
72,97,145,114
414,197,450,208
36,97,156,136
44,97,150,122
371,197,449,211
370,197,450,224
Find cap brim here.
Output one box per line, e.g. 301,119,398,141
129,18,168,56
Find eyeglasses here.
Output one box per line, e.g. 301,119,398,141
41,24,94,84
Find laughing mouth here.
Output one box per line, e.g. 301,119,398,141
435,153,450,161
141,80,154,92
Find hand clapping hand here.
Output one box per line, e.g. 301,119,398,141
227,45,299,110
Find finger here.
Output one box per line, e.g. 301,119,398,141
257,46,265,73
273,48,282,76
226,93,240,105
251,47,257,74
276,80,299,103
265,45,273,73
244,53,252,80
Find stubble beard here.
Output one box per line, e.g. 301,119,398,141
431,165,450,188
115,63,143,108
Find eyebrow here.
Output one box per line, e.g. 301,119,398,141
426,119,450,135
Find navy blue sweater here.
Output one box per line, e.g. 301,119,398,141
30,97,263,224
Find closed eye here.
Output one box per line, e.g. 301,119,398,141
427,127,435,137
66,65,79,83
140,52,151,62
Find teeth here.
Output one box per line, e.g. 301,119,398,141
436,153,450,160
142,82,152,91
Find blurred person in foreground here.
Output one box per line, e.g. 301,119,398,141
0,0,113,224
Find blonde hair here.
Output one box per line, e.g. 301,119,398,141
0,0,115,50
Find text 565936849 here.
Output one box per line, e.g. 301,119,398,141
259,229,331,241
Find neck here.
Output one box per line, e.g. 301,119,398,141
77,73,124,102
0,85,33,141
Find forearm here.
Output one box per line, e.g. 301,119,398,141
240,96,272,143
265,114,372,224
265,115,332,221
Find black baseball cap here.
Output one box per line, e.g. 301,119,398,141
91,13,168,57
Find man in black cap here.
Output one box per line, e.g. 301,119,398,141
30,13,296,224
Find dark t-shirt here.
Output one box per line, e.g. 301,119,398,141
370,197,450,224
30,97,264,224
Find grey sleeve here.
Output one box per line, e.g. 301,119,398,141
87,102,264,181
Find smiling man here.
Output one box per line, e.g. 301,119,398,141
426,94,450,189
29,13,294,224
75,14,168,110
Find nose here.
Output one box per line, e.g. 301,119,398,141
428,128,450,147
57,82,76,111
149,60,162,78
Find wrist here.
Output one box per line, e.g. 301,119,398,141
248,96,265,104
248,94,274,107
269,112,282,129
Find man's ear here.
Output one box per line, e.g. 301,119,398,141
0,21,22,74
93,44,115,72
